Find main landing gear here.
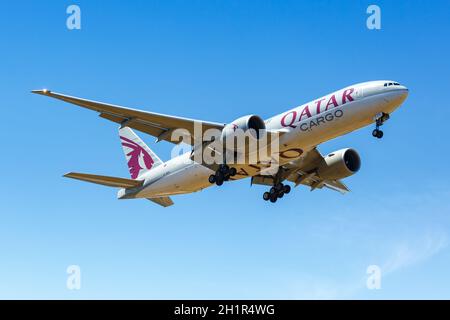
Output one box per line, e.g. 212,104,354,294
263,183,291,203
208,164,237,186
372,112,390,139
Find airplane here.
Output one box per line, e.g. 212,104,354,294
32,80,408,207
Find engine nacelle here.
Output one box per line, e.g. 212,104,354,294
317,148,361,180
221,115,266,151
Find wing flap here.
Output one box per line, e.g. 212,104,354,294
100,113,169,140
324,180,350,194
64,172,144,188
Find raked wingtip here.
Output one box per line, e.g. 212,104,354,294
31,89,51,95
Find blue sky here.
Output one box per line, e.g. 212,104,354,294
1,0,450,299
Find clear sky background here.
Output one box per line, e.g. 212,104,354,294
1,0,450,299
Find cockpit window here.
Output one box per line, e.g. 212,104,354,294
384,82,401,87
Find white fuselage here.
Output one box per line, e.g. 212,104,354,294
120,80,408,199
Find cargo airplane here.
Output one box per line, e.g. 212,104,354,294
32,80,408,207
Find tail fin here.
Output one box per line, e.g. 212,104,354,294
119,127,163,179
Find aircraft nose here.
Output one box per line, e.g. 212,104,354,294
390,86,409,106
398,86,409,99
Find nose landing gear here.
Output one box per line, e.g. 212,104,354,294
208,164,237,186
372,112,390,139
263,183,291,203
372,129,384,139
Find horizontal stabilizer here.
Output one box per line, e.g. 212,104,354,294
64,172,144,188
147,197,174,207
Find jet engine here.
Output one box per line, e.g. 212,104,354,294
220,115,266,151
317,148,361,180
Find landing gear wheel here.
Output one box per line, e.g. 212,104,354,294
372,113,389,139
270,187,277,195
372,129,383,139
220,164,229,174
215,172,224,186
377,130,384,139
210,164,236,185
372,129,379,137
269,193,278,203
283,185,291,194
264,183,292,202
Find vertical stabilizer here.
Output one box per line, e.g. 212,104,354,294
119,127,163,179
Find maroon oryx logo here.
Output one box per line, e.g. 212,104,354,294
120,136,154,179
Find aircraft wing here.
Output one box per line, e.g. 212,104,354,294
251,148,350,194
32,89,225,145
